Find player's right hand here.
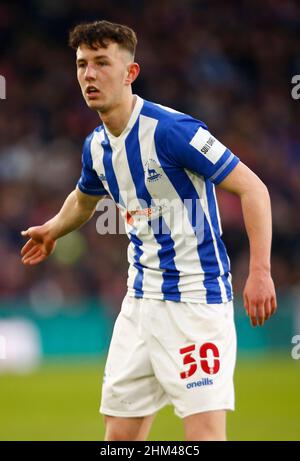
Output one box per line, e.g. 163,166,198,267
21,225,57,265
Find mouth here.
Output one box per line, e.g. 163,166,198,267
85,85,100,99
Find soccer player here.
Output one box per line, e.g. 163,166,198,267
21,21,277,441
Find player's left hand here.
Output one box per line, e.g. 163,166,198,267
243,271,277,327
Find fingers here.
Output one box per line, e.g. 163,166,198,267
21,239,36,257
22,244,41,260
248,298,276,327
243,274,277,327
21,227,54,265
22,247,42,264
243,292,249,316
264,299,271,321
28,252,47,265
245,293,263,327
22,249,45,265
257,304,265,326
244,291,259,327
249,302,258,327
271,295,277,316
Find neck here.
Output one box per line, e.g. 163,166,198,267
98,93,136,137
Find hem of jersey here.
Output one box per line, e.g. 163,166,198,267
77,182,108,196
127,289,233,304
175,403,235,419
212,157,240,185
100,401,169,418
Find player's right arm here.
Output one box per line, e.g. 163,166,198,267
21,131,107,265
21,187,103,265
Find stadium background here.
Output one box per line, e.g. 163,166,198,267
0,0,299,440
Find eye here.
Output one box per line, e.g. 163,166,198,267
96,62,109,67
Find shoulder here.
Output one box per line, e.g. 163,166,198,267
81,125,104,166
141,98,184,119
141,98,190,125
84,124,104,147
82,125,104,154
140,98,207,141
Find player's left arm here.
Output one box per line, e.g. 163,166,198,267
218,161,277,327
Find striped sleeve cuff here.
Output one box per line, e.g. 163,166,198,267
77,179,108,196
209,151,240,185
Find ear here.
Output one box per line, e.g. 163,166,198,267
124,62,140,85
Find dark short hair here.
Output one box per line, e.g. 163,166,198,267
68,20,137,57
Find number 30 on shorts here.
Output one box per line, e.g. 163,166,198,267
179,343,220,379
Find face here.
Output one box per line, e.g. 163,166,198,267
76,42,137,113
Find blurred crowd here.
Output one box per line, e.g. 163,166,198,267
0,0,299,313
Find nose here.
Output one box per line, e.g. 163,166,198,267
84,64,97,81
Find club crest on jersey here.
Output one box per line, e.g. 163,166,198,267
144,160,162,182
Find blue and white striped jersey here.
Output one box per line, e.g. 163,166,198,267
77,95,239,304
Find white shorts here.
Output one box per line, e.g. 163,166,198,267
100,295,237,419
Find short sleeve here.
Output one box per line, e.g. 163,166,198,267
166,116,239,184
77,133,108,196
